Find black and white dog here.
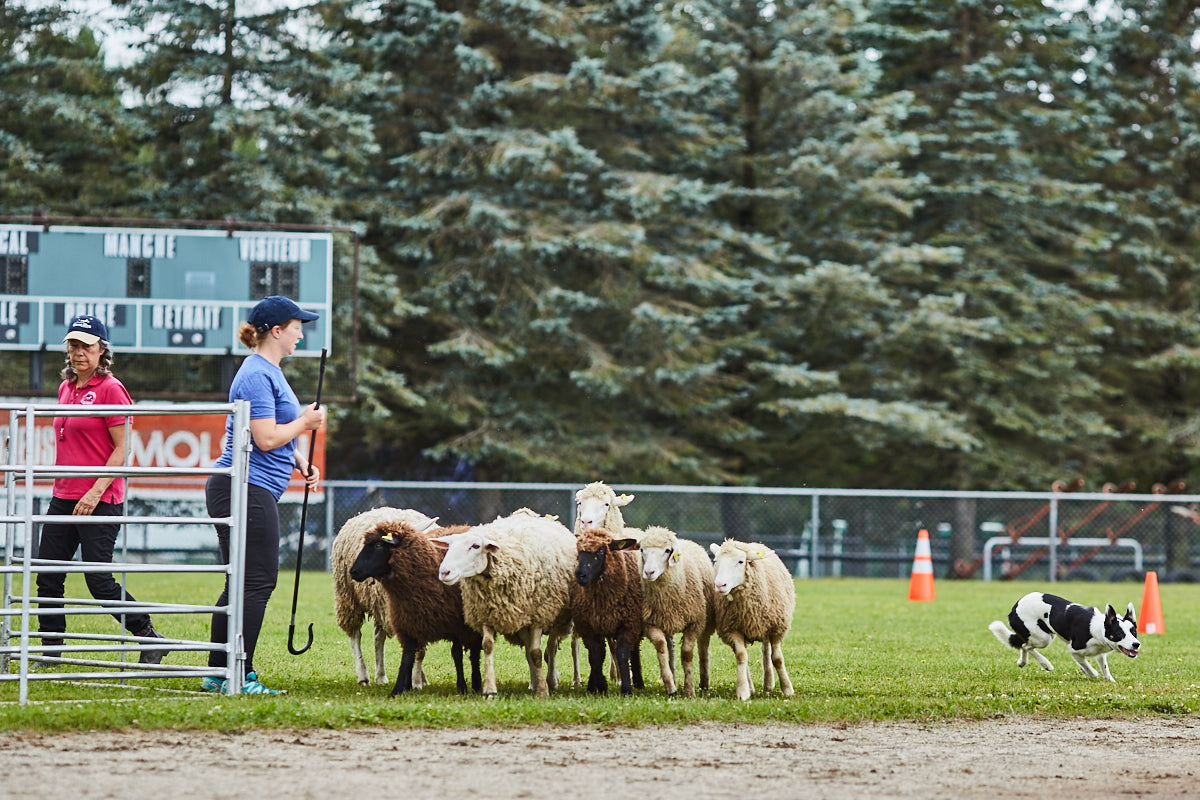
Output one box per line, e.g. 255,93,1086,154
988,592,1140,682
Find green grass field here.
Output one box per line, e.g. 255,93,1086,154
2,573,1196,731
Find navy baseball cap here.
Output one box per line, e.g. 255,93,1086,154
63,314,109,345
247,296,319,331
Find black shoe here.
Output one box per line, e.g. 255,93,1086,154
36,638,64,665
134,623,169,665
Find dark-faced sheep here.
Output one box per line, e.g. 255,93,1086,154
332,507,439,685
348,520,482,696
433,510,576,698
572,527,645,695
709,539,796,701
573,481,671,682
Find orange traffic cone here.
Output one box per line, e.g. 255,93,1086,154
1139,571,1164,634
908,528,935,602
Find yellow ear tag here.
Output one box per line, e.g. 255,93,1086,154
381,532,395,543
756,550,765,558
672,552,681,563
544,514,559,521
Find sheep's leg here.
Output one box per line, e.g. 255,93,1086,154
526,625,548,698
545,629,565,691
373,622,390,685
647,627,676,695
730,631,752,701
761,640,774,693
468,643,482,694
584,636,608,694
680,629,697,698
571,633,582,687
482,626,499,698
770,637,794,697
630,637,644,689
390,637,418,697
411,645,427,689
349,627,370,685
450,640,468,694
614,639,634,695
519,630,537,690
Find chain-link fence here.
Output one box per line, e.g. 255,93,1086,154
295,482,1200,584
23,481,1195,584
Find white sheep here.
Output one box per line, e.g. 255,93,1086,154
709,539,796,701
573,481,641,538
615,525,714,697
433,510,577,698
332,507,439,685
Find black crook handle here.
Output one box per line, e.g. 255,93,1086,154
286,348,327,657
288,622,314,655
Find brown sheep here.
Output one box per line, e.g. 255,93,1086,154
571,527,645,695
348,520,481,696
332,507,439,685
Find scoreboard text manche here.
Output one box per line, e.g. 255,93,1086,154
0,224,332,356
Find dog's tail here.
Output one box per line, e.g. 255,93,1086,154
988,620,1020,649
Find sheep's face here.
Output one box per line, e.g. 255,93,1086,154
639,542,676,582
574,484,634,531
575,527,614,587
349,525,407,582
711,541,755,595
432,531,496,585
575,546,606,587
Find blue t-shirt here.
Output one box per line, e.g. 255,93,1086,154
215,354,301,499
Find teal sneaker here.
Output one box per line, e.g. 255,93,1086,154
200,676,226,693
242,672,286,695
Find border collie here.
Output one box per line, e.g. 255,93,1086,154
988,592,1140,682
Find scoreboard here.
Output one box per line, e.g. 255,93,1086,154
0,224,332,357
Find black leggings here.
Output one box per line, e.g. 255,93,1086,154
35,496,151,636
205,475,280,675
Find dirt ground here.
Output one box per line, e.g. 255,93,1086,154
1,717,1197,799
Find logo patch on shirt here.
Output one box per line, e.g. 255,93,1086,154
80,391,97,405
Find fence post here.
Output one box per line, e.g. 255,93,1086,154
1048,495,1059,583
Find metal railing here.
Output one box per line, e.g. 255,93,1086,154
1,401,251,703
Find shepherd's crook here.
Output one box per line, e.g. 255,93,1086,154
288,347,327,656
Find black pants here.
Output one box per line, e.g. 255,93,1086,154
35,496,150,637
205,474,280,675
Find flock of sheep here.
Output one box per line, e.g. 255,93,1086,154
335,481,795,700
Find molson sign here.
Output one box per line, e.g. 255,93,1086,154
24,412,326,498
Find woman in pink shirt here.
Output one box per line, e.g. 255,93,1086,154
35,315,167,664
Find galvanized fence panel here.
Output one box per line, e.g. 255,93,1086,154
2,402,252,703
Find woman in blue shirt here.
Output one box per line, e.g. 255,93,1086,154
201,296,325,695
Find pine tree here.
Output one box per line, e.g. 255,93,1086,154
0,1,142,214
652,0,972,489
111,0,376,221
332,0,757,481
860,0,1126,489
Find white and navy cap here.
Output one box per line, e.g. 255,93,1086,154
63,315,109,345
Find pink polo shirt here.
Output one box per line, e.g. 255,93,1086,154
53,374,133,504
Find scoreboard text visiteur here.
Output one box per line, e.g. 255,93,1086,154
0,224,333,357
